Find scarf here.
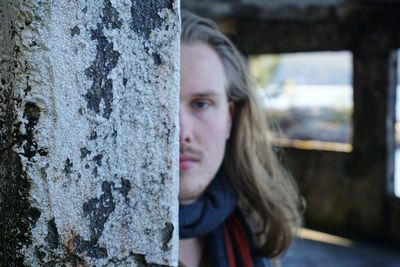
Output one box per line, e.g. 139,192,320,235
179,175,267,267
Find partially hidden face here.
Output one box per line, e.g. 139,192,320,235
179,42,233,205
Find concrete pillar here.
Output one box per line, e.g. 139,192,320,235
351,38,397,233
0,1,180,266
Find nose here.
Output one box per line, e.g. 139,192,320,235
179,107,193,144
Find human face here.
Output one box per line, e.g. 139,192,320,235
179,42,232,205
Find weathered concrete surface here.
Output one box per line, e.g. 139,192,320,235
0,0,180,266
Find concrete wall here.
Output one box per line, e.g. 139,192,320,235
281,147,400,244
0,1,180,266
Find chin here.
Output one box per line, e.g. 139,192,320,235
179,195,200,205
179,173,215,204
178,187,203,205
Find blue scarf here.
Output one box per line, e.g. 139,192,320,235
179,175,238,239
179,175,269,267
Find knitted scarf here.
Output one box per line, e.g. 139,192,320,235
179,175,267,267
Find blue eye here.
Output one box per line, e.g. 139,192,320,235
192,100,210,110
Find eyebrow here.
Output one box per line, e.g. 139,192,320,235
190,91,224,98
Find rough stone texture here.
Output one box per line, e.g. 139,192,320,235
0,0,180,266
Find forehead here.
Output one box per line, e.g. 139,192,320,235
180,42,228,97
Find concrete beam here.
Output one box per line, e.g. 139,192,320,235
183,0,400,54
0,0,180,266
183,0,400,19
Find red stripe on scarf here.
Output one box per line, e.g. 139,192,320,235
230,213,254,267
224,225,237,267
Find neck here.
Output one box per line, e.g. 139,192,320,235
179,238,203,267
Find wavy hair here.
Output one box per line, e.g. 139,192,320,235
181,10,302,258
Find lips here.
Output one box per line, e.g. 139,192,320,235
179,154,199,171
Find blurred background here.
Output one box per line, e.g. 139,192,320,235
183,0,400,266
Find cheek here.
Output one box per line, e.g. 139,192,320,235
206,127,229,160
209,110,232,138
195,107,232,153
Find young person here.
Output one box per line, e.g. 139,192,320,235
179,10,302,267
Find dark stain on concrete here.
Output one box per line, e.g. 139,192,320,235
84,33,119,119
63,158,73,176
45,218,60,249
131,253,171,267
22,102,41,160
80,147,91,159
106,252,171,266
37,148,49,156
24,84,32,96
70,26,80,37
76,178,134,258
65,231,90,265
141,159,150,169
40,166,48,180
84,0,121,119
160,172,168,184
161,222,174,250
114,177,132,204
0,151,41,265
74,236,108,259
102,0,122,29
79,181,115,258
24,17,32,26
29,40,37,47
35,246,46,262
82,180,116,241
92,166,99,177
0,14,43,265
0,29,43,263
130,0,173,38
89,130,97,140
152,52,162,65
92,154,103,166
112,129,117,138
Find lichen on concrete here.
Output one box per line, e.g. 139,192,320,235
1,0,180,266
130,0,174,38
0,1,45,265
84,1,121,119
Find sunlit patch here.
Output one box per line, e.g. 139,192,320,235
271,137,352,153
297,228,354,247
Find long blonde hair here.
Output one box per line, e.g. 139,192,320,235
181,10,302,258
